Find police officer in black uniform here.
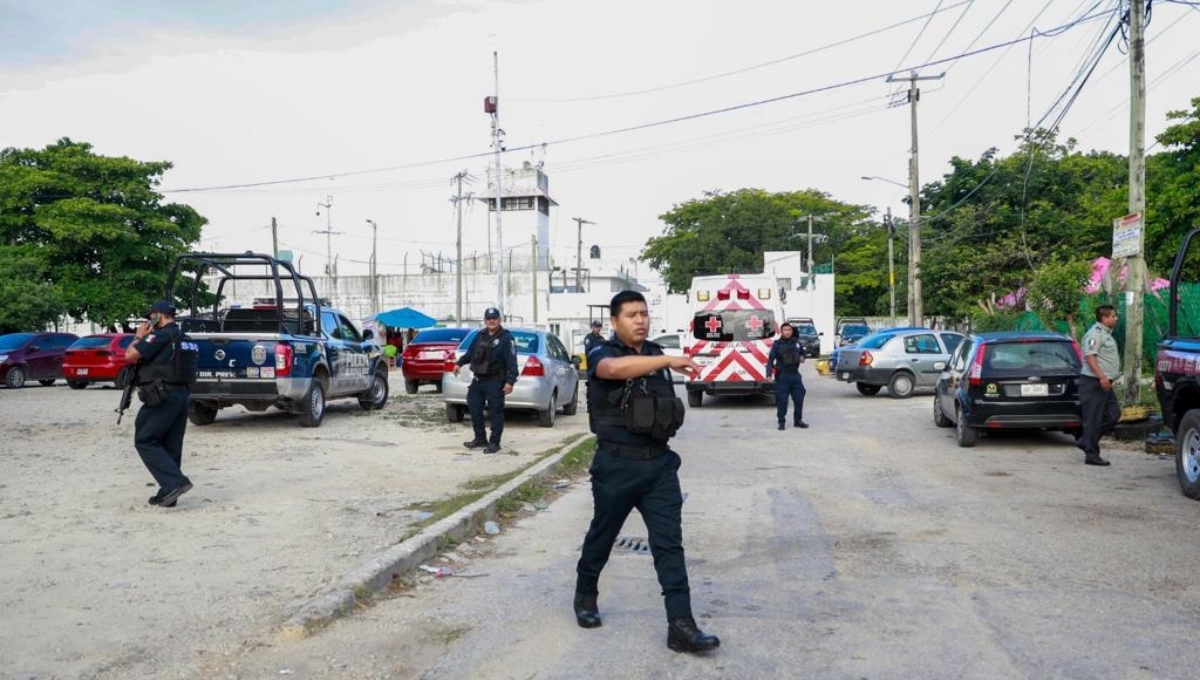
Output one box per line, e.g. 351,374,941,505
455,307,518,454
125,301,198,508
766,322,809,430
582,320,606,357
574,290,720,654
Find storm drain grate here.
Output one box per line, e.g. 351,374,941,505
614,536,651,555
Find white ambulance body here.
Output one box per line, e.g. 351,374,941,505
684,273,783,407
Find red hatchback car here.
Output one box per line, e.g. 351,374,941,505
62,333,137,389
401,327,471,394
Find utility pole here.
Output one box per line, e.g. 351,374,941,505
1123,0,1147,405
451,170,470,323
487,51,506,313
531,235,538,325
314,196,343,298
885,207,896,328
573,216,595,292
887,71,943,326
365,219,378,319
271,217,278,258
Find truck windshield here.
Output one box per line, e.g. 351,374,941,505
692,310,777,342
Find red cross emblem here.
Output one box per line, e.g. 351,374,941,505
745,315,763,334
704,316,722,334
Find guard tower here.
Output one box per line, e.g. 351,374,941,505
485,161,557,270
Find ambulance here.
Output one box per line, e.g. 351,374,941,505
684,273,782,408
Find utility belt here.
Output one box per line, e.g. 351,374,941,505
603,442,669,460
472,372,504,382
136,380,187,406
595,378,686,441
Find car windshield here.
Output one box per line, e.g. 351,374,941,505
413,328,470,344
844,324,870,335
984,340,1080,372
0,333,34,350
70,336,112,349
858,333,896,350
461,330,539,354
794,325,817,335
693,310,777,342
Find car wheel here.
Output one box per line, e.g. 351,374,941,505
855,382,881,396
358,368,389,411
687,389,703,408
5,366,26,389
446,403,465,423
538,392,557,428
298,377,327,427
888,372,915,399
933,396,952,428
562,382,579,416
38,379,56,387
955,405,978,447
68,380,89,390
1175,409,1200,500
404,379,418,395
188,402,218,426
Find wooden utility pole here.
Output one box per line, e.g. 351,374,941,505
271,217,278,258
885,207,896,328
1122,0,1147,405
531,235,538,324
573,216,595,292
366,219,378,318
452,170,469,323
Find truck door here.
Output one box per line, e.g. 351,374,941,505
320,311,370,395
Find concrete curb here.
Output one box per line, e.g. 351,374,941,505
278,432,594,640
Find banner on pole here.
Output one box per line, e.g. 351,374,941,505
1112,213,1143,259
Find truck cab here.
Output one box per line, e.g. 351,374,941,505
1156,227,1200,498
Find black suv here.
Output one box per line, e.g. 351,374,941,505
933,331,1082,447
786,321,822,357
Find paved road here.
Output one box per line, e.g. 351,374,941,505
48,369,1200,679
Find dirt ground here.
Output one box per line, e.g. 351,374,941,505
0,379,589,679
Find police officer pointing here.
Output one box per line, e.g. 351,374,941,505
574,290,720,654
455,307,518,454
1078,304,1121,466
124,301,198,507
766,322,809,430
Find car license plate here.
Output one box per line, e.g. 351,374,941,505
77,368,88,375
840,372,850,380
420,351,441,360
1021,384,1049,397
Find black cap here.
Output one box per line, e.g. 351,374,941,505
591,320,602,328
484,307,501,319
147,300,177,317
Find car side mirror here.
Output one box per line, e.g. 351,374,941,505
25,346,38,353
571,356,582,366
818,332,824,336
362,329,374,341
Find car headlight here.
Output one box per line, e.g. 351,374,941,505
0,354,7,362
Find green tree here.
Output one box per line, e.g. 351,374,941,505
0,246,66,333
1146,96,1200,275
1025,259,1093,338
0,138,207,329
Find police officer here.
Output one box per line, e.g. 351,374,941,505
574,290,720,654
582,320,606,358
1078,304,1121,466
455,307,518,454
766,322,808,430
124,301,198,507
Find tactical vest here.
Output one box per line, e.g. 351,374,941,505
139,325,199,385
468,330,509,378
588,341,686,443
776,338,804,370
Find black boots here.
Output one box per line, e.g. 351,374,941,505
573,592,602,628
667,615,720,653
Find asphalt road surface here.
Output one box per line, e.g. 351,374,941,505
20,368,1200,679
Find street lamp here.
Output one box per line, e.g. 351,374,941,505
861,175,908,189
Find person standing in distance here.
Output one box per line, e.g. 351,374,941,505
125,301,198,507
766,322,808,430
574,290,720,654
455,307,518,454
583,320,606,359
1078,305,1121,466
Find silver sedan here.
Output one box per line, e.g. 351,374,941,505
442,327,581,427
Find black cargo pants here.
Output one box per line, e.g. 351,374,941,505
1078,375,1120,457
467,376,506,445
135,388,191,492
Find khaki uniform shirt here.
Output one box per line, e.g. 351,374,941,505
1081,322,1120,379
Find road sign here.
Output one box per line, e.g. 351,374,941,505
1112,213,1143,259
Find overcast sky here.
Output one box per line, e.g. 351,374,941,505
2,0,1197,280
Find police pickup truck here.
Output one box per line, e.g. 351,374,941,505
166,252,389,427
1156,227,1200,498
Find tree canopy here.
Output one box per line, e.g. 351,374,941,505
0,138,206,331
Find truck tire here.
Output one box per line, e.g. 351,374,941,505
446,403,465,423
1174,409,1200,500
562,382,579,416
299,377,327,428
687,389,703,408
5,366,26,389
538,391,557,427
359,368,389,411
404,379,418,395
888,371,915,399
933,396,952,428
188,402,218,426
68,380,88,390
856,382,881,396
955,405,978,447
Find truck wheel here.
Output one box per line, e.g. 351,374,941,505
856,382,881,396
299,378,327,427
1175,410,1200,500
687,390,703,408
562,382,579,416
5,366,26,389
359,369,389,411
68,380,88,390
933,396,952,427
188,402,218,426
538,391,557,427
955,405,978,447
404,379,418,395
446,403,465,423
888,372,915,399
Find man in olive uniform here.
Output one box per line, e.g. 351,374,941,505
574,290,720,654
125,301,198,507
1078,305,1121,466
455,307,518,454
766,322,808,430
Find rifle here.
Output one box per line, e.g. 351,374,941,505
116,362,142,424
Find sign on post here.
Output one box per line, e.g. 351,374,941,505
1112,213,1143,259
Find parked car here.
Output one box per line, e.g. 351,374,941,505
838,323,872,347
62,333,137,389
650,331,689,383
835,328,965,398
789,322,823,357
934,331,1083,447
401,327,472,394
0,331,79,388
829,326,923,373
442,327,581,427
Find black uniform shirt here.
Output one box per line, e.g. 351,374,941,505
457,328,519,385
766,336,804,376
587,336,674,448
132,322,181,384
